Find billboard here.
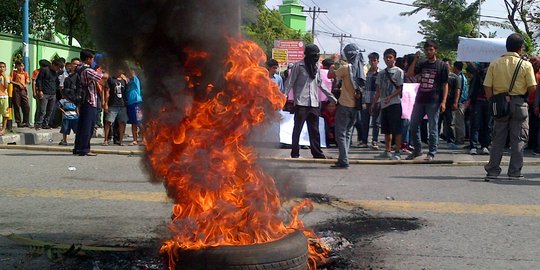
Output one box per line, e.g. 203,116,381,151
273,40,305,66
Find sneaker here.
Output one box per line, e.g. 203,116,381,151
58,140,67,146
405,152,422,160
469,148,478,155
424,154,434,161
533,151,540,156
481,147,490,155
448,143,459,150
377,151,392,160
392,153,401,160
357,143,368,148
508,174,524,180
484,175,498,182
371,141,380,150
330,163,349,169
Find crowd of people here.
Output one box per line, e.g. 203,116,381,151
0,49,144,156
272,32,538,180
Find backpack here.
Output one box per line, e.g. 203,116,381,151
62,66,88,105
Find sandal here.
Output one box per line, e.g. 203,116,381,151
128,142,138,146
101,141,109,146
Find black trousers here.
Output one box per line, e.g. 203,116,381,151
73,102,97,155
291,105,325,158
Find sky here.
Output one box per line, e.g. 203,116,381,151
265,0,515,57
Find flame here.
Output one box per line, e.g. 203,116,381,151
145,37,329,269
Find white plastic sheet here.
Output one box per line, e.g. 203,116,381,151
457,36,507,63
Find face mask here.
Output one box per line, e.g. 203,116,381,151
310,54,319,62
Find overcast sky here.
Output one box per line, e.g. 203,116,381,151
265,0,515,57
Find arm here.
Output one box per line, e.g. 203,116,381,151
370,86,381,114
406,52,420,78
440,82,448,112
318,70,337,103
284,65,297,98
453,88,461,110
327,64,336,79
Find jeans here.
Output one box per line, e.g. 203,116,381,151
355,102,380,143
402,119,410,144
438,104,455,144
454,104,466,143
335,105,357,165
469,100,492,149
409,102,440,156
35,94,56,127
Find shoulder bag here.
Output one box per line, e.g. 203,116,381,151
489,59,523,119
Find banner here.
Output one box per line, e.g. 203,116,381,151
273,40,305,65
279,111,326,147
456,36,506,63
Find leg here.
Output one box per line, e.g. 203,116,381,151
291,106,308,158
371,103,381,143
20,89,30,125
409,103,425,156
454,104,466,143
469,103,481,150
507,101,528,176
12,89,22,125
118,122,126,145
103,121,112,144
35,97,48,128
425,103,441,157
74,102,96,155
444,108,455,144
334,105,350,165
131,124,139,145
306,107,325,158
484,117,509,177
360,105,371,144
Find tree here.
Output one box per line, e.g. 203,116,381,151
55,0,92,48
400,0,488,57
243,2,312,56
503,0,538,54
0,0,57,40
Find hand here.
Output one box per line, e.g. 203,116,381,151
369,104,374,114
415,51,421,60
452,103,458,111
440,102,446,113
38,91,44,99
103,104,108,113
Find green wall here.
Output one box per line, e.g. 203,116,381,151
0,32,81,123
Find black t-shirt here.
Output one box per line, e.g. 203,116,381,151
106,77,127,107
414,60,448,104
446,72,459,103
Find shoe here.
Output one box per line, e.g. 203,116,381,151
42,125,52,129
448,143,459,150
392,153,401,160
484,175,498,182
371,141,380,150
330,163,349,169
508,174,524,180
469,148,478,155
79,152,97,156
424,154,434,161
291,155,301,158
35,126,41,130
405,153,422,160
377,151,392,160
357,143,368,148
533,151,540,156
481,147,490,155
58,140,67,146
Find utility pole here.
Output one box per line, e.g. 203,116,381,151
332,33,352,53
477,2,482,37
303,6,328,40
22,0,29,72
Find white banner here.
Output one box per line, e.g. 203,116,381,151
457,36,506,63
279,111,327,147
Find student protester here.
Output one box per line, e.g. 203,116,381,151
0,62,9,135
453,61,468,144
35,58,62,130
266,59,284,94
328,43,366,168
406,40,449,161
73,49,103,156
10,60,31,128
371,48,404,160
356,52,381,149
439,58,460,150
483,33,537,181
467,63,491,155
126,68,143,145
102,68,128,146
285,44,337,159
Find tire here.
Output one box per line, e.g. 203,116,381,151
176,230,308,270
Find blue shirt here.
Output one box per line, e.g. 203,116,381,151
126,76,142,105
271,73,285,94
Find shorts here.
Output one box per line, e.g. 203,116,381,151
0,97,8,118
127,102,143,124
105,106,128,123
60,118,79,135
380,103,402,135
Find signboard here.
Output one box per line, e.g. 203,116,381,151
271,49,288,64
273,40,305,65
457,36,506,63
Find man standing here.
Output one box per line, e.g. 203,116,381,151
73,49,103,156
328,43,365,168
453,61,468,144
285,44,337,159
35,59,62,130
357,52,381,149
406,40,449,161
266,59,284,94
483,33,537,181
439,58,460,150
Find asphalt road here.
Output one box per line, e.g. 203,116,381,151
1,148,539,269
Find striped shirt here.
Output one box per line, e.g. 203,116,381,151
78,65,103,107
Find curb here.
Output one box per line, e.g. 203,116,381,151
261,156,454,165
0,145,144,156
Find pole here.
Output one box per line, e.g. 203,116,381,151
477,1,481,37
23,0,30,72
332,33,352,53
303,6,328,40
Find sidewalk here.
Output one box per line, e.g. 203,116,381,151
1,126,540,165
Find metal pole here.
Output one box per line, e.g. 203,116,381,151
23,0,30,72
477,2,481,37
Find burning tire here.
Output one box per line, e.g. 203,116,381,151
176,230,308,270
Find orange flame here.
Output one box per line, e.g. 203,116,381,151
145,37,329,269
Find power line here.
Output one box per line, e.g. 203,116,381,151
332,33,352,53
302,6,328,39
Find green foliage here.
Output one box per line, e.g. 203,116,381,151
243,5,312,56
401,0,484,57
